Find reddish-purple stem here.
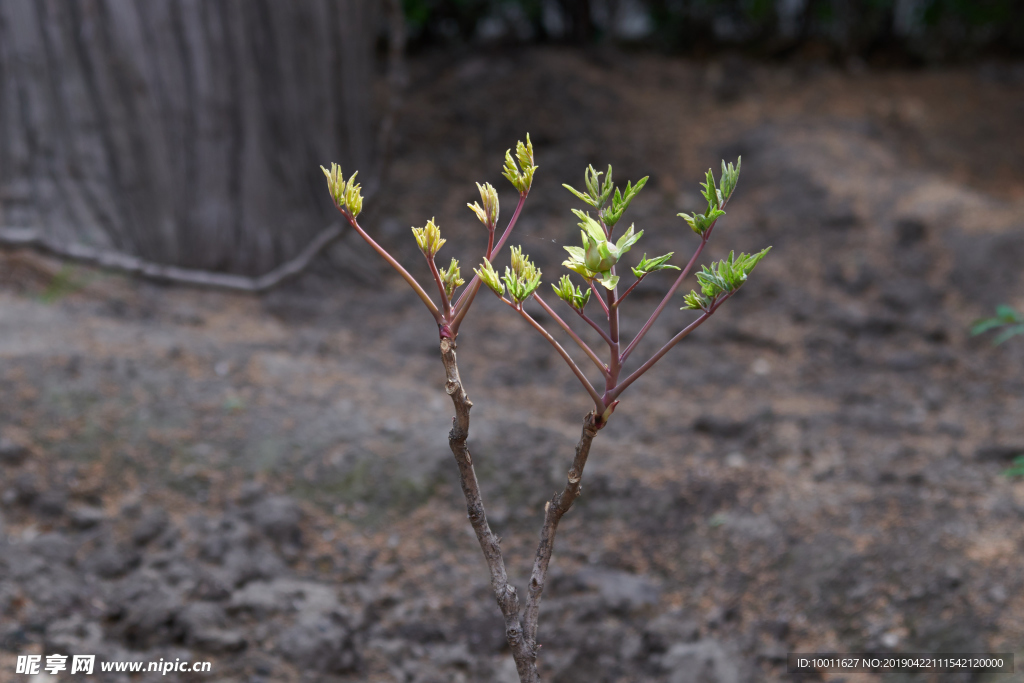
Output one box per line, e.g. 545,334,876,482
609,295,727,402
619,232,710,363
426,255,451,319
613,276,644,308
532,293,609,378
506,299,604,412
589,280,610,317
450,192,528,333
342,210,441,322
578,310,613,347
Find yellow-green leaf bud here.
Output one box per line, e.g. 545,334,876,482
412,218,446,258
474,257,505,297
321,163,346,208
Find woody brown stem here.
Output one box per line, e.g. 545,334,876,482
523,412,601,653
439,338,537,682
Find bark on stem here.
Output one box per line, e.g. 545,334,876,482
439,338,536,682
523,412,601,651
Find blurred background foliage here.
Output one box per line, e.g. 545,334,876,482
399,0,1024,62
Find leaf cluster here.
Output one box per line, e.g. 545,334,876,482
563,166,649,229
467,182,500,228
552,274,591,311
412,218,446,258
476,246,542,305
631,253,680,278
682,248,770,310
503,135,538,194
562,212,643,290
320,163,363,217
678,158,740,236
1003,455,1024,479
440,258,464,300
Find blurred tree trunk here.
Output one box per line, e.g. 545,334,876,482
0,0,380,275
557,0,593,43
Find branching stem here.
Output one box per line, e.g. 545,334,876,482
509,301,605,412
609,295,727,402
343,210,441,322
620,231,710,363
450,192,528,333
427,255,451,319
439,339,536,681
578,309,614,347
612,275,644,308
532,293,609,378
523,413,601,653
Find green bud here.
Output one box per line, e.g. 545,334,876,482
344,171,363,217
720,157,741,201
412,218,446,258
321,163,346,208
631,252,680,278
695,248,771,297
474,257,505,297
502,134,538,193
440,258,465,301
552,274,591,311
468,182,500,228
681,291,711,311
503,246,542,304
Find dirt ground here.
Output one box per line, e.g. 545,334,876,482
2,47,1024,683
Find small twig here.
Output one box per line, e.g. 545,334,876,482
451,192,528,332
523,412,601,651
612,275,644,308
620,233,710,363
577,309,614,347
342,212,441,321
532,293,609,378
510,302,605,412
426,255,451,319
439,338,537,682
589,280,610,317
0,224,346,293
609,296,726,402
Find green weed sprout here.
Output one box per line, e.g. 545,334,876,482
1003,455,1024,479
971,304,1024,345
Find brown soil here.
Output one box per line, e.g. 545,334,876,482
2,47,1024,683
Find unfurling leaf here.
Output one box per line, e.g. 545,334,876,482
502,134,538,193
321,163,347,208
562,183,600,208
412,218,446,258
440,258,465,301
601,176,648,228
552,274,591,311
344,171,363,217
474,258,505,297
595,271,619,290
467,182,500,228
695,248,772,298
503,246,542,304
720,157,741,201
681,290,711,311
971,304,1024,345
678,207,725,237
631,252,680,278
